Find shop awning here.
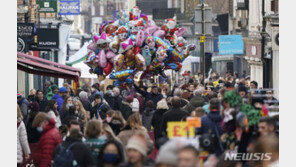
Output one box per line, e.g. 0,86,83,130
17,52,81,83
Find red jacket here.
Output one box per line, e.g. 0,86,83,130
33,118,62,167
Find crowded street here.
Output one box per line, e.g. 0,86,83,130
16,0,279,167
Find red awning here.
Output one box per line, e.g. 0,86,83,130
17,52,81,84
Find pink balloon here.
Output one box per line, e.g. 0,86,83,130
144,26,160,36
97,50,107,68
87,42,96,51
106,50,116,63
136,30,145,47
153,30,165,38
175,27,186,37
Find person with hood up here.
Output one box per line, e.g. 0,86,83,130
32,112,62,167
183,89,205,114
151,99,169,142
52,87,68,111
91,94,110,120
134,83,163,109
17,92,30,122
45,84,58,101
141,100,155,131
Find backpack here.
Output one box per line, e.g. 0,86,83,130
53,142,79,167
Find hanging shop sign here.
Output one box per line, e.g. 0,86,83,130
38,0,57,13
58,0,80,15
219,35,244,55
30,28,59,51
17,23,36,52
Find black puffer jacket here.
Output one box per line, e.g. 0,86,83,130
151,109,168,140
142,107,155,131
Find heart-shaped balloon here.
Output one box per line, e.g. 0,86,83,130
103,62,113,75
106,50,116,63
135,30,145,47
98,50,107,68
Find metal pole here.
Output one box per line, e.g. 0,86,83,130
201,1,206,86
261,0,267,88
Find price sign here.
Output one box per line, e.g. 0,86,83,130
167,122,195,138
187,117,201,128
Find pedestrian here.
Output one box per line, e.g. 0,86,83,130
102,123,122,143
191,107,206,117
26,102,42,143
258,117,276,137
183,90,205,114
119,95,134,120
53,129,95,167
161,96,190,136
79,90,92,112
66,86,75,97
155,139,180,167
151,99,169,143
178,145,200,167
17,92,30,123
44,99,62,128
104,85,115,109
97,140,126,167
59,96,74,122
63,106,82,128
17,105,31,166
202,91,218,114
105,110,126,135
112,87,123,111
43,81,51,96
118,134,152,167
89,83,104,103
35,90,48,112
134,83,163,109
32,112,62,167
84,120,106,165
46,84,58,101
142,100,155,131
28,89,37,102
250,80,258,89
73,99,89,126
52,87,68,111
91,94,111,120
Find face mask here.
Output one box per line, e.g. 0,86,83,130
99,135,107,141
66,103,73,109
103,153,118,163
106,117,112,123
37,126,43,133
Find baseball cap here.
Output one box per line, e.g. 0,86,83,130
59,87,68,93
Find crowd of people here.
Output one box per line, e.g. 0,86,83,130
17,72,279,167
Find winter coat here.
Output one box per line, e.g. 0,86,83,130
17,120,31,164
198,111,223,136
52,94,64,111
119,101,133,120
151,109,168,141
117,125,154,154
18,97,29,119
104,93,115,109
113,95,123,111
81,98,92,112
47,110,62,128
35,98,48,112
180,98,189,108
108,119,124,135
53,137,95,167
142,107,155,131
26,111,42,143
135,94,144,113
183,95,205,113
134,84,163,109
91,102,110,120
33,118,62,167
161,107,190,136
83,138,106,165
62,114,82,127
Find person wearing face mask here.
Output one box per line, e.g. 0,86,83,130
32,112,62,167
52,87,68,111
62,106,82,129
104,85,115,109
59,96,74,122
84,120,107,165
97,140,126,167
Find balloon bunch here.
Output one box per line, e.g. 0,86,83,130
84,6,196,86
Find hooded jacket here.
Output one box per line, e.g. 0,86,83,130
33,118,62,167
198,111,223,136
52,94,64,111
17,120,31,163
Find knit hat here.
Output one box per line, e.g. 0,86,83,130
157,99,169,110
126,137,148,156
59,87,68,93
125,95,134,103
17,92,22,98
156,140,179,166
